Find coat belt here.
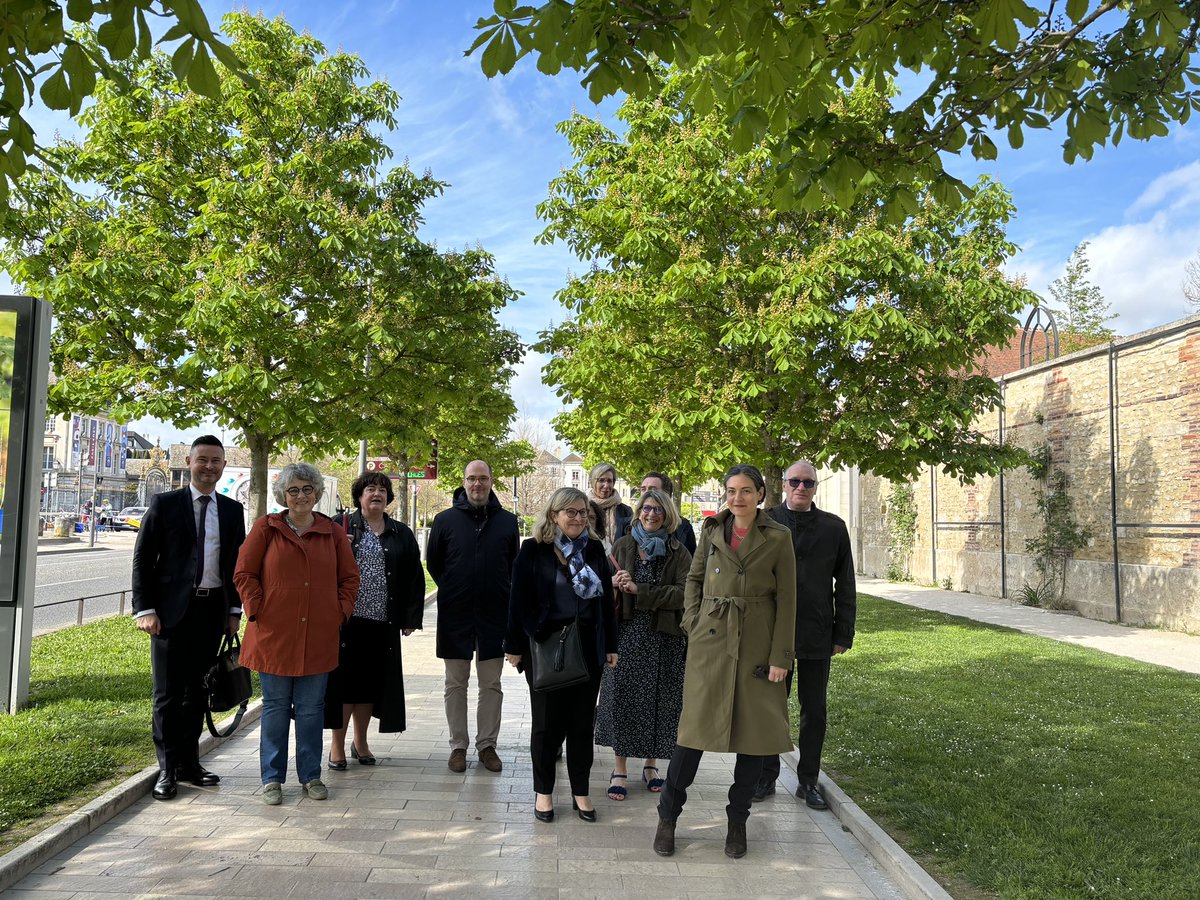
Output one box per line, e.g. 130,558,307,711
704,595,772,660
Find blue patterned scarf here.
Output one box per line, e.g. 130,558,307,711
554,528,604,600
631,520,668,559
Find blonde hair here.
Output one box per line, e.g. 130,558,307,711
534,487,591,544
634,487,680,533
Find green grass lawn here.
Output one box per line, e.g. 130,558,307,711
0,618,255,854
805,595,1200,899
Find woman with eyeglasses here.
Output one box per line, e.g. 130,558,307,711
653,464,796,861
504,487,619,823
235,463,359,807
588,462,633,548
596,487,691,801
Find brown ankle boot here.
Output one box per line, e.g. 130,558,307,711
653,818,676,856
724,820,747,858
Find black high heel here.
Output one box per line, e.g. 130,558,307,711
350,743,377,766
534,803,555,823
328,755,348,771
572,798,597,822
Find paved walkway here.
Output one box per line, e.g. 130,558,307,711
861,578,1200,676
7,602,911,899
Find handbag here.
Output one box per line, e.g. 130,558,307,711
529,619,590,691
204,631,253,737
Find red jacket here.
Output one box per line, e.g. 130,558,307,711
235,512,359,677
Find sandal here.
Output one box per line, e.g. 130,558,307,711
607,771,628,801
643,765,664,792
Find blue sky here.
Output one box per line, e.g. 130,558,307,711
10,3,1200,449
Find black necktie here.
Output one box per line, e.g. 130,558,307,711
195,495,211,586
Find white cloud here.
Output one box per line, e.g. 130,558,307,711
1128,161,1200,216
509,350,563,424
1084,212,1200,334
1006,161,1200,336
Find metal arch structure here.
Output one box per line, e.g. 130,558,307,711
1020,306,1060,368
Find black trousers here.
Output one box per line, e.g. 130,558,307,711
150,595,223,771
761,657,831,785
525,622,602,796
658,745,766,825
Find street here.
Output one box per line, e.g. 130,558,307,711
33,537,135,634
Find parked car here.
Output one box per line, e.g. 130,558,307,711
113,506,148,531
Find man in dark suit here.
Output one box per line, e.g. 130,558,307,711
132,435,246,800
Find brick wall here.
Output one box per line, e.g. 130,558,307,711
850,315,1200,633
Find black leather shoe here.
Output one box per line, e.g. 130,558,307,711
798,782,829,810
152,770,177,801
534,805,555,823
724,820,747,859
653,818,676,856
751,780,775,802
572,798,596,822
176,764,220,786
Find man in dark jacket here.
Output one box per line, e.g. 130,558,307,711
426,460,519,774
755,460,856,809
132,435,245,801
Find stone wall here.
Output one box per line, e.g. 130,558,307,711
849,315,1200,633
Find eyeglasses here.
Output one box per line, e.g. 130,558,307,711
641,505,664,516
465,476,491,484
559,507,588,519
786,478,817,489
285,485,315,497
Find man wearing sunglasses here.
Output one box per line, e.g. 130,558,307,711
755,460,856,809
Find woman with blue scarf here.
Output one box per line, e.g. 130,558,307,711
596,488,692,801
505,487,619,823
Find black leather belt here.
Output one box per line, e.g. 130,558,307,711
193,587,215,597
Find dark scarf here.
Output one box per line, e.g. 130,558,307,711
631,520,668,559
554,528,604,599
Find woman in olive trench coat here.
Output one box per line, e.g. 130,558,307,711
654,464,796,860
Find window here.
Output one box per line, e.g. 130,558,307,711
41,446,56,470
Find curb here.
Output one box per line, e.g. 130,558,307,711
783,750,951,900
35,544,115,555
0,700,262,893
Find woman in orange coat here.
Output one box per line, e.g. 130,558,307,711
235,463,358,806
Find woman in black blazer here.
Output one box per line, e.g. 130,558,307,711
505,487,619,823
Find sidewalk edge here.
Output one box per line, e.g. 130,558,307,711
0,700,262,892
783,749,952,900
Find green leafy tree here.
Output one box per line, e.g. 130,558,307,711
1045,241,1117,352
1,13,518,517
0,0,246,213
471,1,1200,215
344,254,532,519
536,82,1036,499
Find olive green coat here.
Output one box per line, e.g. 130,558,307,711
676,509,797,755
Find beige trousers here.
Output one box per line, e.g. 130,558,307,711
444,649,504,752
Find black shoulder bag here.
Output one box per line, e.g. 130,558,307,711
204,632,253,737
529,558,590,692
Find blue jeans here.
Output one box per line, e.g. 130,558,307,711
258,672,329,785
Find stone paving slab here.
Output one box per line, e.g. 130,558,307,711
4,601,923,899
